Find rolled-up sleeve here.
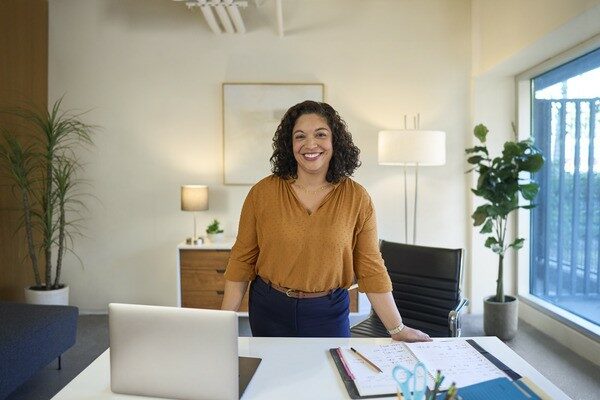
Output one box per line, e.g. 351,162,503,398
353,198,393,293
224,188,259,282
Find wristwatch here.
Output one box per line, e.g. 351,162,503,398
387,322,405,335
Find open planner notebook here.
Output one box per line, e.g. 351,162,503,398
330,339,521,398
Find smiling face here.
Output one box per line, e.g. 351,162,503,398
292,113,333,180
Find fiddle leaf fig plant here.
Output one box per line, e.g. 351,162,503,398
466,123,544,303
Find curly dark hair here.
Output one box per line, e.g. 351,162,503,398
270,100,361,183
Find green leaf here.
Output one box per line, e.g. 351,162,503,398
502,142,521,159
466,146,489,155
474,124,488,143
510,238,525,250
520,153,544,172
476,171,489,190
485,236,503,254
480,219,493,234
467,155,483,164
521,204,536,210
487,206,500,218
472,205,488,226
519,183,539,200
484,236,498,248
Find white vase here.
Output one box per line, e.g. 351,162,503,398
24,285,69,306
207,232,225,243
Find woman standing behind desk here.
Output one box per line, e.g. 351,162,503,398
221,100,430,342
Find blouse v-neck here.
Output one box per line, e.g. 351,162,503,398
285,178,340,216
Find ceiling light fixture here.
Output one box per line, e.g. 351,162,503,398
175,0,248,34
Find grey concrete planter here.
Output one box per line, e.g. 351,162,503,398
483,295,518,341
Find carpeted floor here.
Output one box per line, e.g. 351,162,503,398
6,314,600,400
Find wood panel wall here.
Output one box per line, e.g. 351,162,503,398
0,0,48,301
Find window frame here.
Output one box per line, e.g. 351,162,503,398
516,34,600,341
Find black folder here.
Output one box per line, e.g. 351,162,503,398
329,340,521,399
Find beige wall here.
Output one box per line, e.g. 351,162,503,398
49,0,471,312
469,0,600,313
473,0,600,75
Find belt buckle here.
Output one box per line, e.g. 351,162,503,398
285,288,295,297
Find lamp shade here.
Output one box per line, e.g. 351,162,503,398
378,130,446,166
181,185,209,211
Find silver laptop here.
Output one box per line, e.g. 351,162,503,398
109,303,261,400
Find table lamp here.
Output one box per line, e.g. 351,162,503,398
181,185,209,244
378,129,445,244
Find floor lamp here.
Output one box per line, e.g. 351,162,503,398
181,185,209,244
378,130,446,244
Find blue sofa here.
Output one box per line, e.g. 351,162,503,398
0,301,78,399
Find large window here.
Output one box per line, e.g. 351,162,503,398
530,47,600,327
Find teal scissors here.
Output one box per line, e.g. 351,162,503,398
392,362,428,400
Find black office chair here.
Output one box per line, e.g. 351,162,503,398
351,240,468,338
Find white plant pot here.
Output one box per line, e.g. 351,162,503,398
24,285,69,306
207,232,225,243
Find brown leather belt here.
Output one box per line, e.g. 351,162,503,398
259,276,333,299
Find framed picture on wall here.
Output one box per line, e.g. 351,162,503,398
222,82,325,185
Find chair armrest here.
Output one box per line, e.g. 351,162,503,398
448,297,469,337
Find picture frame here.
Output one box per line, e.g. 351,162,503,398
222,82,325,185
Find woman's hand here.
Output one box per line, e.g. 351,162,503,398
391,326,432,342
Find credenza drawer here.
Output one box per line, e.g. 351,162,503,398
180,250,230,270
182,290,249,311
181,269,226,291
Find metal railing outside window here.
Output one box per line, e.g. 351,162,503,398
530,48,600,326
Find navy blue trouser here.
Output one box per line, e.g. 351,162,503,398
249,277,350,337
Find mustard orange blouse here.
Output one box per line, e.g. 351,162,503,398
224,175,392,293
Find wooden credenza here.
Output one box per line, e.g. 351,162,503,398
177,242,359,313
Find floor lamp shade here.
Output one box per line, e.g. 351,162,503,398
378,130,446,244
378,130,446,166
181,185,209,211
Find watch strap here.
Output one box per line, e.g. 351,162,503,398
387,322,405,335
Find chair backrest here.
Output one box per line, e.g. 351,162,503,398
380,240,464,337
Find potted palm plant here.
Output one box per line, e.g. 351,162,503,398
0,97,95,305
466,123,544,340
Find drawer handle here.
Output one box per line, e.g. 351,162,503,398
216,269,226,274
217,290,224,295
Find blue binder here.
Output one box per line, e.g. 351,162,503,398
436,377,542,400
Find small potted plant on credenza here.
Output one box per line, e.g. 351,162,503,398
466,123,544,340
206,219,225,243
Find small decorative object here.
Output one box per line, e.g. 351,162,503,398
466,123,544,340
181,185,208,244
206,219,225,243
0,96,96,305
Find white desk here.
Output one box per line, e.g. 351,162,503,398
52,337,571,400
